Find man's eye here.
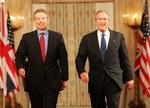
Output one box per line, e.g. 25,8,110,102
42,17,46,20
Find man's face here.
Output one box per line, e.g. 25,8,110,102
34,12,49,31
95,12,110,32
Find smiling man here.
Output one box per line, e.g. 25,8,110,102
15,8,69,108
75,10,134,108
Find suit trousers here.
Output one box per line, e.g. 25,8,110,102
90,72,121,108
29,87,59,108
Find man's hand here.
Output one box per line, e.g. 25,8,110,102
80,72,89,83
126,80,134,90
18,68,26,78
61,81,68,90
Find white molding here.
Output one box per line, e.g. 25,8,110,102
0,0,4,3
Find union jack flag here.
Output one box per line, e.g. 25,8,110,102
134,0,150,97
0,2,19,99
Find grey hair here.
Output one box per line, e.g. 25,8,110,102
95,10,110,20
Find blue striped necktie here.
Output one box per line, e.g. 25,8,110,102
101,33,106,62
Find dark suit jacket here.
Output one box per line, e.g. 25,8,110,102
76,29,133,94
15,30,68,95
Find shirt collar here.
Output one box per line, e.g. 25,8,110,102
37,29,48,35
97,28,109,37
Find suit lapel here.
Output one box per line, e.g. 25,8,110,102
105,30,117,62
45,30,53,62
32,30,44,62
91,31,102,60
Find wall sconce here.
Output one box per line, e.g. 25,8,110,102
123,13,130,25
123,13,140,29
123,13,140,35
10,15,24,31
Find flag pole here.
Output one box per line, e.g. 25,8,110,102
128,75,146,108
1,1,5,108
2,95,5,108
11,96,16,108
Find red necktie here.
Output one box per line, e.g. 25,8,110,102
40,33,45,61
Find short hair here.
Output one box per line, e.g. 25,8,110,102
95,10,109,20
33,8,48,19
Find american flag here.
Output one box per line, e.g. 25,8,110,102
134,0,150,97
0,2,19,99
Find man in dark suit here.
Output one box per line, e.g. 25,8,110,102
75,10,134,108
15,8,68,108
